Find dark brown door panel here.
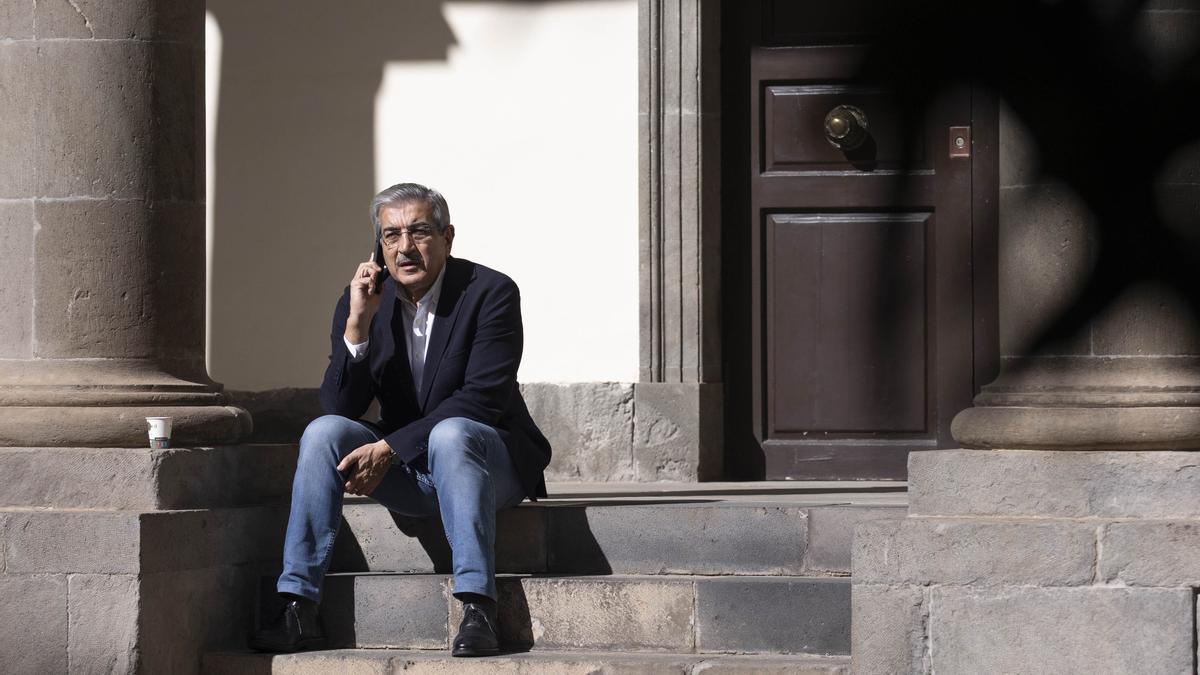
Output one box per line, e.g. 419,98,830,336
763,86,927,173
765,213,930,437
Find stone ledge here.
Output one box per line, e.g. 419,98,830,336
0,405,251,448
2,506,287,574
852,517,1097,586
952,406,1200,450
284,573,851,654
203,649,851,675
232,382,722,482
0,445,296,510
908,449,1200,518
332,502,891,577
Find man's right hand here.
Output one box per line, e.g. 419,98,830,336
346,259,384,343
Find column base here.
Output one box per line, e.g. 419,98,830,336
951,405,1200,450
0,360,251,446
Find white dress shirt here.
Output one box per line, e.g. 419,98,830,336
343,268,447,396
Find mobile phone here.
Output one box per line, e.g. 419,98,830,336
371,241,387,294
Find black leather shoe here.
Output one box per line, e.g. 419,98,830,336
452,602,500,657
250,595,327,653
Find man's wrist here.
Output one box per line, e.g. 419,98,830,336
378,440,399,464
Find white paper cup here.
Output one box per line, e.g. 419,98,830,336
146,416,173,449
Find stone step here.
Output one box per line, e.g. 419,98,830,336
204,648,850,674
0,445,297,510
331,500,905,577
259,573,851,655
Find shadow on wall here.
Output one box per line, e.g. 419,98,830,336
205,1,455,391
861,0,1200,358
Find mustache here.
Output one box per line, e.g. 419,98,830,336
394,251,423,266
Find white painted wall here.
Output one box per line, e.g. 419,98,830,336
205,2,639,387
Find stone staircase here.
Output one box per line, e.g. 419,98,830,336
204,482,905,674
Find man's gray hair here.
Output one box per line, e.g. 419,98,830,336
370,183,451,240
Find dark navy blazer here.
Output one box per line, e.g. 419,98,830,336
318,256,551,500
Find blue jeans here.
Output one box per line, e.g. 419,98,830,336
276,415,526,602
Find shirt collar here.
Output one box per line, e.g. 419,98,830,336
397,263,447,311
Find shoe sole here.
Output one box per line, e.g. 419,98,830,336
452,645,501,657
248,638,328,654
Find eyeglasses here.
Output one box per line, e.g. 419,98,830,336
380,225,438,248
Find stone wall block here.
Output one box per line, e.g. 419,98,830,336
228,389,323,443
32,199,207,368
68,574,139,675
322,574,450,649
1159,137,1200,185
0,1,33,38
149,42,202,202
495,507,548,574
692,658,848,675
139,507,287,573
1154,182,1200,264
0,511,8,571
456,577,695,651
6,511,140,573
332,503,545,575
998,183,1095,357
548,504,807,575
33,199,154,358
35,41,153,199
929,587,1193,673
0,448,160,509
852,518,1096,586
0,43,36,196
154,444,298,510
851,584,928,675
0,573,68,673
149,201,206,364
34,0,92,38
805,505,907,574
695,577,850,655
34,0,203,41
909,449,1200,518
0,201,35,358
522,382,635,482
332,504,444,574
633,382,722,481
140,565,254,674
1100,521,1200,586
1091,280,1200,356
998,103,1039,188
1135,7,1200,77
212,652,393,675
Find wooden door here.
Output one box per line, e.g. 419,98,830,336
722,0,998,480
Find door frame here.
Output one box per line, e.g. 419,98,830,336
637,0,999,480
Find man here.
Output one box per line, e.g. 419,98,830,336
251,182,552,657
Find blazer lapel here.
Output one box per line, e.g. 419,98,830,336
419,258,469,410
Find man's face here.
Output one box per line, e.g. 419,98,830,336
378,199,454,302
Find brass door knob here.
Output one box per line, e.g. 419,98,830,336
824,104,870,151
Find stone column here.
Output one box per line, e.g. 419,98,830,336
0,0,248,447
0,4,278,673
851,6,1200,672
637,0,723,480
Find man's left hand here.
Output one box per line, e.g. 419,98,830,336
336,440,394,496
